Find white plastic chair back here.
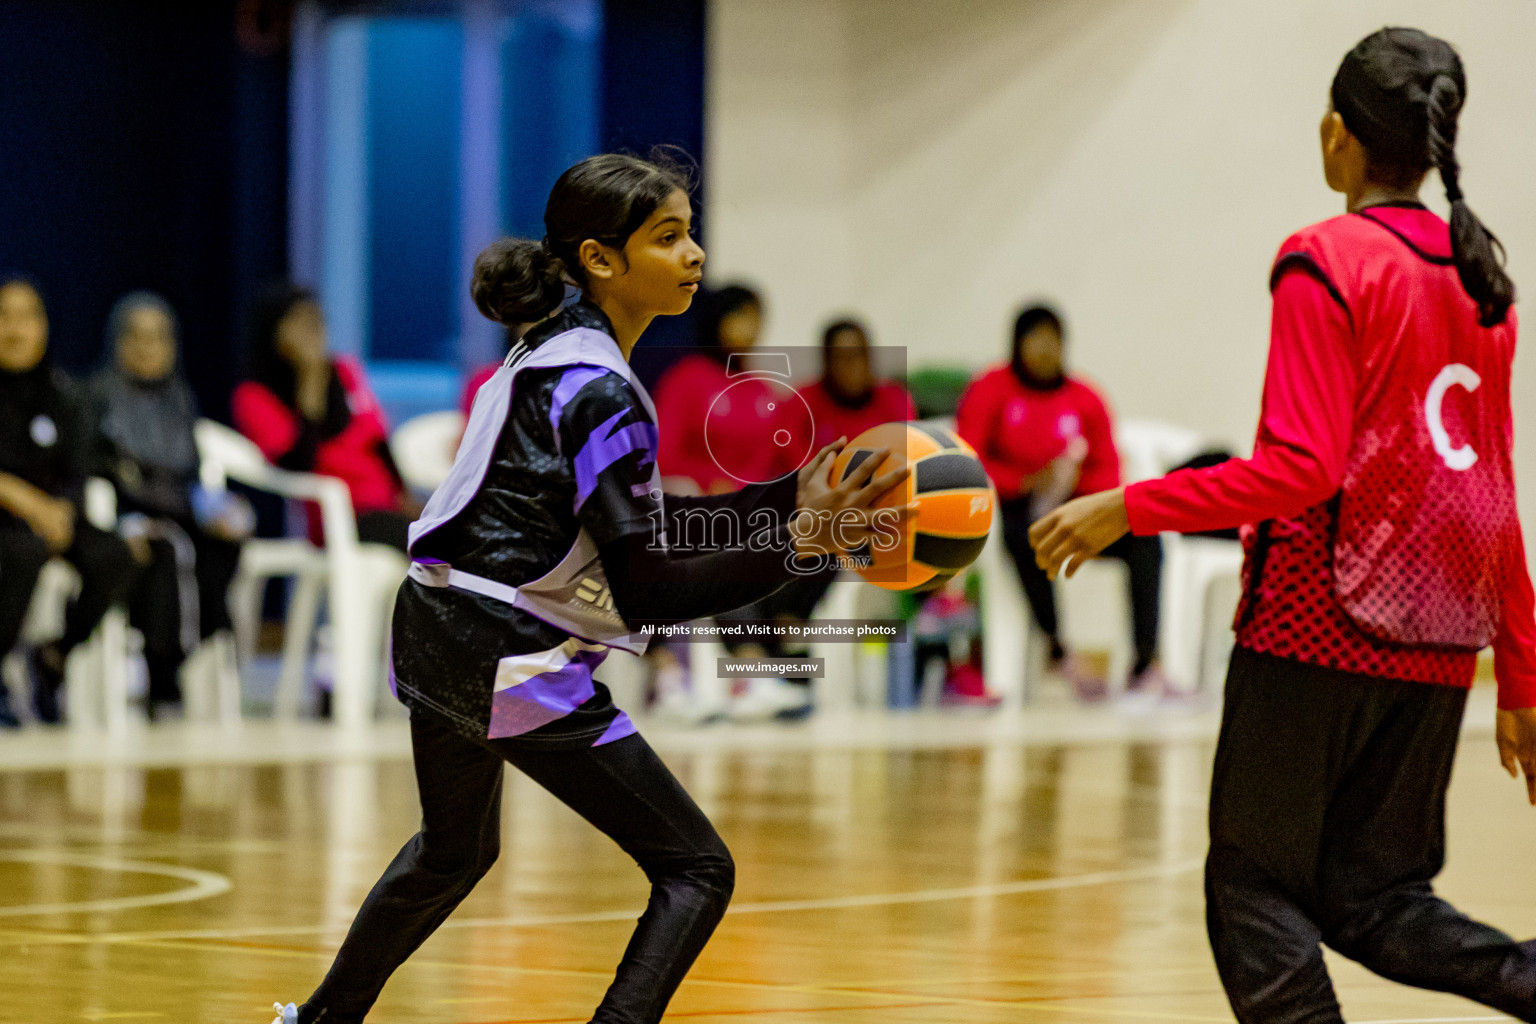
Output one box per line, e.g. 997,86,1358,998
1116,418,1205,484
1114,419,1245,694
195,418,274,492
193,418,406,728
390,410,465,495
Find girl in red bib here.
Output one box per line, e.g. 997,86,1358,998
1032,28,1536,1023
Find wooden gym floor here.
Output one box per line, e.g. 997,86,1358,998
0,702,1532,1024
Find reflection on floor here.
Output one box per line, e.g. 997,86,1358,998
0,687,1524,1023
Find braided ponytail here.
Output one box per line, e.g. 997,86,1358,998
1426,73,1514,327
1333,28,1514,328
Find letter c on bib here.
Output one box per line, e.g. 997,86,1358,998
1424,363,1481,471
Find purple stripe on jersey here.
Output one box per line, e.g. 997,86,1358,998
594,711,637,746
572,408,660,513
549,365,609,455
487,649,607,739
386,639,399,698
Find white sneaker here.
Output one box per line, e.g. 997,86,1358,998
650,661,722,725
271,1003,298,1024
1119,665,1174,714
1116,685,1160,715
727,677,811,722
653,685,722,726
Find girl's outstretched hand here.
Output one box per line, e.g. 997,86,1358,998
1496,707,1536,805
1028,487,1130,580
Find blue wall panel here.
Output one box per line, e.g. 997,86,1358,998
501,4,601,242
366,18,462,362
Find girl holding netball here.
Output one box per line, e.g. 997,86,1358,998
272,153,907,1024
1032,28,1536,1023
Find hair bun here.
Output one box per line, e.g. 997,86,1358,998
470,238,567,325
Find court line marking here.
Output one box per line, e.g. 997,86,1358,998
104,937,1238,1024
835,965,1214,988
0,851,232,917
464,1001,956,1022
0,856,1202,944
719,858,1206,915
1,860,1232,1021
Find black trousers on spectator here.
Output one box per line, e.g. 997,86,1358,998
0,522,136,658
1207,647,1536,1023
126,526,242,704
999,497,1162,674
303,710,734,1024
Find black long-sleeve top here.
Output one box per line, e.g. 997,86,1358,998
0,364,88,526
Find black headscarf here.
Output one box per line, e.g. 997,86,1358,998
1009,304,1065,391
820,318,874,408
90,292,199,475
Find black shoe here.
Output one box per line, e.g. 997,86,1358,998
773,702,815,723
0,684,20,729
27,645,65,725
145,699,185,723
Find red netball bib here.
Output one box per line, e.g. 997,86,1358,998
1275,208,1519,649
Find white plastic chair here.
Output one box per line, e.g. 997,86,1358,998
1115,418,1244,693
195,419,407,729
979,514,1035,708
979,418,1246,702
978,508,1124,704
807,576,895,710
1159,535,1245,691
390,410,465,497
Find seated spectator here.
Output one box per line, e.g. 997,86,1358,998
798,318,915,451
654,284,796,495
956,304,1167,702
714,317,920,717
232,284,416,551
86,292,248,720
0,277,136,727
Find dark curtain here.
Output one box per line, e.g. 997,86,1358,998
0,0,290,422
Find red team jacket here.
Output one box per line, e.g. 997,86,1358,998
1125,205,1536,708
798,379,916,452
956,369,1122,500
653,353,798,493
232,356,403,536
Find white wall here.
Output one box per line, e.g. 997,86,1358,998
705,0,854,355
707,0,1536,527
